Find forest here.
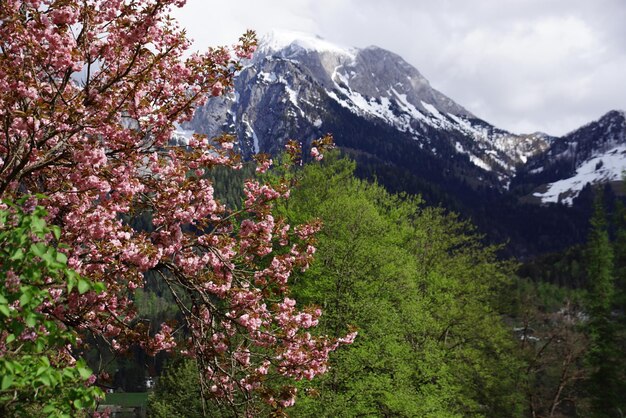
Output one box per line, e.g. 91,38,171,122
0,1,625,417
143,152,626,417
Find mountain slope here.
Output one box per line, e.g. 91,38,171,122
186,31,626,255
513,110,626,204
189,31,551,188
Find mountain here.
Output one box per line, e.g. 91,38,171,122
186,30,626,255
512,110,626,205
189,31,553,186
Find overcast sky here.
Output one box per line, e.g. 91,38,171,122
173,0,626,137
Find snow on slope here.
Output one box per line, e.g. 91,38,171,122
533,144,626,205
251,31,554,180
328,72,544,175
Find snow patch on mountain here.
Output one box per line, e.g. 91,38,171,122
391,89,429,123
533,144,626,205
328,70,402,128
258,71,277,83
283,84,303,116
470,154,492,171
421,101,445,120
325,76,530,173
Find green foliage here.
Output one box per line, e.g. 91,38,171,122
274,153,523,417
509,278,586,316
586,194,615,317
0,198,104,417
518,245,587,288
611,200,626,311
206,163,256,209
134,279,180,326
511,189,626,417
147,358,205,418
584,192,625,417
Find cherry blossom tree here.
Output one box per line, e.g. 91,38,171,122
0,0,353,413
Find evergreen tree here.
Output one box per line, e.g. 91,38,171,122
584,191,622,417
612,200,626,313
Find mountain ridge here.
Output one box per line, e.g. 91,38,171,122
187,30,626,209
514,109,626,204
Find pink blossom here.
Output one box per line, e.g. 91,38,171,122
211,81,224,96
310,146,323,161
5,270,20,292
0,1,351,411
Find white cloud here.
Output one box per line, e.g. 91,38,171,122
173,0,626,136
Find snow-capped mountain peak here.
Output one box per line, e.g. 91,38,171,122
257,30,356,59
190,31,554,182
188,31,622,202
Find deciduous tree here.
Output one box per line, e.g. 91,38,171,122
0,1,352,413
276,153,522,417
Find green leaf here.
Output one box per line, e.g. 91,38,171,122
77,279,90,295
31,242,47,257
39,374,51,387
92,282,106,293
12,361,24,374
25,313,38,327
1,374,13,390
31,216,46,233
67,271,77,293
36,365,48,377
73,399,84,409
41,249,56,266
4,361,15,374
0,294,7,304
9,248,24,261
19,289,33,306
51,225,61,241
5,334,15,344
67,282,75,294
55,252,67,264
42,405,57,414
0,304,10,317
77,366,92,380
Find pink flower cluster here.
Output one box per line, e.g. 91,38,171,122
143,324,177,355
310,147,323,161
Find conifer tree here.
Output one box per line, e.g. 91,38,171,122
584,190,621,417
